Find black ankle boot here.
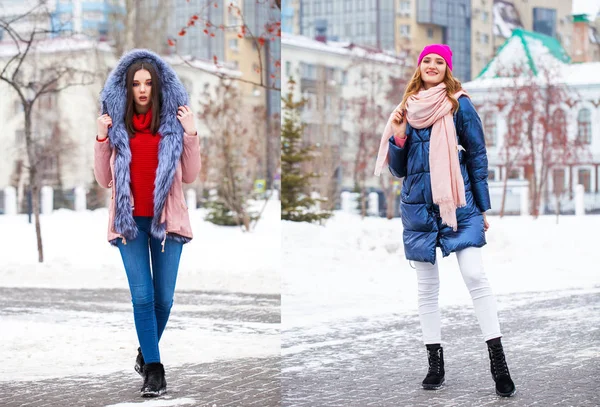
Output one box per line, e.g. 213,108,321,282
487,338,516,397
141,362,167,397
135,347,145,378
422,344,445,390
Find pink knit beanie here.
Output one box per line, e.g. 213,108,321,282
418,44,453,71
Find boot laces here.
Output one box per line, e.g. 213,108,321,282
428,348,442,374
489,344,509,376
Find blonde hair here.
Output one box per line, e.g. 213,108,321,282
399,63,463,114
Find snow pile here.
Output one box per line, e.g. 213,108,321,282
282,212,600,330
0,199,280,295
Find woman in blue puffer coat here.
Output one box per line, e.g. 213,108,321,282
375,44,516,397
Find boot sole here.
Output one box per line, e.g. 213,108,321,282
422,378,445,390
141,388,167,397
496,387,517,397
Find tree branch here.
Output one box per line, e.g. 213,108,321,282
176,55,280,91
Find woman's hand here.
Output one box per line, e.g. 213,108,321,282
177,105,197,135
97,114,112,140
391,109,406,145
482,212,490,232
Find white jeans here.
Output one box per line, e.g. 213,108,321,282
414,246,502,344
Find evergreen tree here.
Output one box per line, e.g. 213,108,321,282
281,79,332,223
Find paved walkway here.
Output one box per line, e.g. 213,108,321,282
0,287,280,407
282,288,600,406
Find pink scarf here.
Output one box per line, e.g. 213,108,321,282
374,83,468,231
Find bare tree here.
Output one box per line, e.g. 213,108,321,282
0,4,97,262
494,64,590,218
346,50,407,218
171,0,281,91
198,80,263,231
107,0,174,57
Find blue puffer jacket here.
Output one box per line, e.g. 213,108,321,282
388,95,491,264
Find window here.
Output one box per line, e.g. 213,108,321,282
481,33,489,44
345,23,352,36
552,168,565,194
228,38,238,51
427,27,434,38
577,109,592,144
488,169,497,181
399,1,411,15
326,2,333,13
578,169,592,193
344,0,352,12
399,24,410,38
482,11,489,22
357,22,365,35
300,63,316,79
325,95,332,111
483,112,496,146
552,109,567,145
533,7,557,38
285,61,291,77
326,67,336,81
508,168,521,180
314,1,321,14
341,70,348,85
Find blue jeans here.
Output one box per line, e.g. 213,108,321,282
116,216,183,364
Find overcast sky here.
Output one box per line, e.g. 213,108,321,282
572,0,600,16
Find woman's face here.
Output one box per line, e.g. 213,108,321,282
419,53,447,89
132,69,152,109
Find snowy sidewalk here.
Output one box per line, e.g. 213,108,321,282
282,287,600,407
0,287,280,407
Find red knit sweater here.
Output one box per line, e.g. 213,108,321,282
130,110,160,217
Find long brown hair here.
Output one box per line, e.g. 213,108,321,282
125,61,162,136
399,62,463,114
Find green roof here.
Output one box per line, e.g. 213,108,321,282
476,28,571,79
572,14,589,23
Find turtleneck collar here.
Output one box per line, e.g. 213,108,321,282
132,108,153,133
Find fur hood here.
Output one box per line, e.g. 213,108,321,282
100,49,189,243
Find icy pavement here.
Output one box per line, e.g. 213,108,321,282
282,287,600,406
0,287,280,407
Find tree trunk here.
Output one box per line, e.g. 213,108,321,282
25,109,44,262
386,189,394,219
360,176,367,219
499,165,510,218
555,193,560,224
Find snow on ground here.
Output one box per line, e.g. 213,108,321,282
104,398,196,407
282,212,600,331
2,303,278,381
0,199,280,295
0,200,280,381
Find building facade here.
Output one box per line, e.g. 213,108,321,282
282,33,408,204
0,40,237,205
298,0,396,52
464,29,600,214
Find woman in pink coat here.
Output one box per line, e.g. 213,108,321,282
94,49,201,397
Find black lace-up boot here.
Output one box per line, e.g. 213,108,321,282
487,337,516,397
141,362,167,397
422,344,445,390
